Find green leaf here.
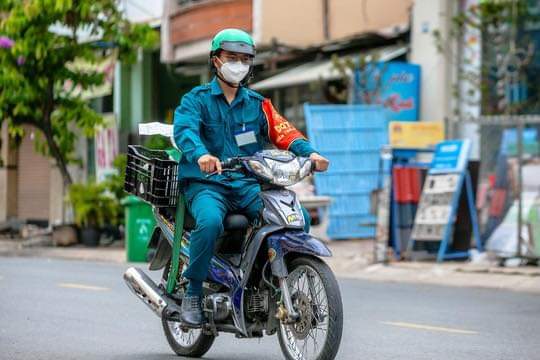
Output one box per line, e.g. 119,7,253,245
0,0,157,185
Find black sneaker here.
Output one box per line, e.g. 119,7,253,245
180,295,204,327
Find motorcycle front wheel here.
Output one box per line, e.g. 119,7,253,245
278,256,343,360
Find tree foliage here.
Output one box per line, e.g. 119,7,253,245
0,0,158,185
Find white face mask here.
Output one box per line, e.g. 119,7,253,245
217,59,250,85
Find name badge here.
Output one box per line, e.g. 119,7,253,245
235,124,257,147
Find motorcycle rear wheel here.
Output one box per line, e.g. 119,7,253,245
162,316,215,357
278,256,343,360
161,261,215,357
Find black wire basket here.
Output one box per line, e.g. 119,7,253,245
124,145,180,207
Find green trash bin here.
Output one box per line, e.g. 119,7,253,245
122,195,156,262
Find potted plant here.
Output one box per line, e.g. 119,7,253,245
67,182,118,247
101,154,128,243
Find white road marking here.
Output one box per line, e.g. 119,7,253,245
58,283,110,291
381,321,478,335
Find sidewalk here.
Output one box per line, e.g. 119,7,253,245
1,237,539,294
0,237,125,263
324,239,540,294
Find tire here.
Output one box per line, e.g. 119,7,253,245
278,256,343,360
161,260,215,357
162,315,215,357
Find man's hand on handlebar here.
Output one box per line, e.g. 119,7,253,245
198,154,222,174
310,153,330,172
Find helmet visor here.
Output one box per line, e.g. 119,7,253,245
219,41,256,56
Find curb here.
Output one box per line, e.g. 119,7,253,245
2,242,539,294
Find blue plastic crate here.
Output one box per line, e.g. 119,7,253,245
305,104,389,239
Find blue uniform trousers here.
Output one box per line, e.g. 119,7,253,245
183,180,310,283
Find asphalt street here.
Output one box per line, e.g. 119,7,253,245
1,257,539,360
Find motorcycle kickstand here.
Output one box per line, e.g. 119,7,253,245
203,305,219,337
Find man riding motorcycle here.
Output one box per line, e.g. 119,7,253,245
173,28,329,327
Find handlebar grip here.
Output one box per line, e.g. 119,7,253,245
221,158,234,169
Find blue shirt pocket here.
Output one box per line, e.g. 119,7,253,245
201,120,225,155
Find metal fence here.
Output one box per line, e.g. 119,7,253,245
448,115,540,260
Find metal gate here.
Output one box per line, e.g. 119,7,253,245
17,125,50,221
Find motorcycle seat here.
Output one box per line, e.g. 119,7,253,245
183,212,250,231
223,214,250,230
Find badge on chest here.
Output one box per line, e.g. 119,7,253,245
235,123,257,147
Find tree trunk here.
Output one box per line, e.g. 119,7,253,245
42,125,73,187
42,79,73,187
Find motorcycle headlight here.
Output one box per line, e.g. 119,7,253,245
265,158,303,186
248,159,273,180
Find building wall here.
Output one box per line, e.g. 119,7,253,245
0,122,18,221
115,50,154,151
0,125,87,225
329,0,412,40
164,0,412,63
169,0,252,46
16,126,50,221
410,0,454,122
260,0,324,47
261,0,411,48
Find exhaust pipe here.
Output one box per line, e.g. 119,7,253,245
123,267,175,318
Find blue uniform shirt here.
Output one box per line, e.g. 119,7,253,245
173,77,317,187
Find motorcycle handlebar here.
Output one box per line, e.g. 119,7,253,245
204,157,243,178
209,155,315,178
220,158,238,170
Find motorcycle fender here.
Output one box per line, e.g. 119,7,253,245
148,230,172,271
268,231,332,258
147,227,161,249
267,231,332,277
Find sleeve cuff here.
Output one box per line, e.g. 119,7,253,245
289,139,317,157
192,147,209,162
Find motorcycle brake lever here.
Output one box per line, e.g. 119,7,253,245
204,168,236,178
310,160,318,173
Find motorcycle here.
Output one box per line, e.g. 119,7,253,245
123,137,343,360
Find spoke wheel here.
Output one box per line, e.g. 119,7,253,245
168,322,202,347
161,260,214,358
162,316,214,358
279,257,343,360
278,257,343,360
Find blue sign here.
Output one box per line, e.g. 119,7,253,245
353,62,421,121
430,140,471,174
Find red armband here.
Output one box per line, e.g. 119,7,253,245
261,99,305,150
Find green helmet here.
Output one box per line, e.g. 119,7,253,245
210,28,255,56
